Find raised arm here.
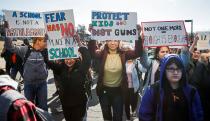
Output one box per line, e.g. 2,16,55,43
3,21,28,59
180,46,190,70
189,34,199,54
78,47,91,74
74,33,91,73
125,25,143,60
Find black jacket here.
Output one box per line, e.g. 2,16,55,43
48,47,91,106
191,61,210,120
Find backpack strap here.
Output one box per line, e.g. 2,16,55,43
0,89,26,121
11,53,17,64
40,49,48,64
135,59,143,93
141,61,153,95
23,45,32,66
23,46,48,66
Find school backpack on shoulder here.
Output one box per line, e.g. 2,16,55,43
22,46,48,82
23,46,48,66
11,53,17,65
0,89,54,121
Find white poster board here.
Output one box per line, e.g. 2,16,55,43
91,11,138,42
3,10,45,37
142,21,187,47
197,31,210,50
43,9,78,60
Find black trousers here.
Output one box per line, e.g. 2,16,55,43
62,103,86,121
124,88,138,120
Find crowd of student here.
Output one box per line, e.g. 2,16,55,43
0,21,209,121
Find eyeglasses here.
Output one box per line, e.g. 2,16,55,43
166,67,182,73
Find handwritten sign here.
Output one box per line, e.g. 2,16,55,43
43,9,78,60
3,10,45,37
197,31,210,50
91,11,138,42
142,21,187,47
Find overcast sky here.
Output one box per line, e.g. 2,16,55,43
1,0,210,32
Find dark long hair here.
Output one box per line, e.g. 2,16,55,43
103,42,122,54
154,46,170,60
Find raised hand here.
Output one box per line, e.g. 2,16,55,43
73,32,82,47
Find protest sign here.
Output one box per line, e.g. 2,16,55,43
196,31,210,50
91,11,138,42
43,9,78,60
3,10,45,37
142,21,187,47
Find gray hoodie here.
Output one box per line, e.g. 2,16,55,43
4,37,48,84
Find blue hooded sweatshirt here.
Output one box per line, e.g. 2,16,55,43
139,54,203,121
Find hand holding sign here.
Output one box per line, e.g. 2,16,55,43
44,33,49,41
4,21,9,29
73,33,83,47
194,33,199,43
137,24,141,37
1,21,9,37
137,24,141,33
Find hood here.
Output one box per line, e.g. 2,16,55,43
0,75,18,90
159,54,187,89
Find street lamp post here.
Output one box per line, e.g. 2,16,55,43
185,19,193,43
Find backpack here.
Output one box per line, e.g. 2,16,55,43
23,46,48,66
22,46,48,82
11,53,17,64
0,89,54,121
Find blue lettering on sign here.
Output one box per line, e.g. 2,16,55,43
49,47,77,59
92,12,129,20
45,12,66,23
19,12,42,19
12,11,17,17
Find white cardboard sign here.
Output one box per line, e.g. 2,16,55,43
3,10,45,37
91,11,138,42
43,9,79,60
142,21,187,47
197,31,210,50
